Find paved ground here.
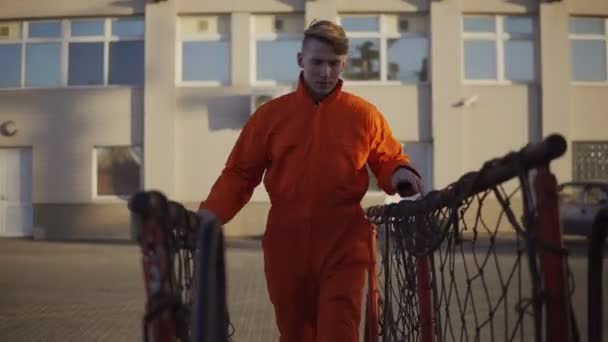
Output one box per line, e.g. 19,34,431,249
0,238,278,342
0,237,605,341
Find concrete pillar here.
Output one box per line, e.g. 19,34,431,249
231,12,253,86
540,2,571,182
430,0,464,189
144,0,177,196
306,0,338,25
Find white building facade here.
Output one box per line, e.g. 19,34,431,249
0,0,606,239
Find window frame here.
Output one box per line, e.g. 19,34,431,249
176,15,232,87
92,145,143,202
462,15,538,85
251,15,303,87
0,17,144,90
253,31,302,86
0,21,26,89
338,14,430,85
67,19,107,86
569,17,608,85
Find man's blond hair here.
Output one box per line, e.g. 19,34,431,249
303,20,349,55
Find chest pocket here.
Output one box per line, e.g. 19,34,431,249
267,130,308,173
328,131,369,171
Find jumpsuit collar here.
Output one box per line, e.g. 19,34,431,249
296,72,343,106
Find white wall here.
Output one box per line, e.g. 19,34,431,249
0,88,143,203
0,0,145,19
177,0,303,13
569,87,608,141
461,85,540,172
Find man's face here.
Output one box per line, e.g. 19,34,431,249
297,38,347,99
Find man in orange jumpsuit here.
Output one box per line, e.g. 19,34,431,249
199,20,422,342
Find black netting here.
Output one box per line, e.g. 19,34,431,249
367,136,575,342
129,191,234,342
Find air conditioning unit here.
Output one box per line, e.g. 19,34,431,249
250,88,291,114
251,94,273,113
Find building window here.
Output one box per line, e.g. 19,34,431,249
69,19,105,86
569,17,608,83
26,21,62,87
95,146,142,197
339,14,429,83
253,14,303,85
178,15,231,85
462,15,537,83
0,17,144,89
108,18,145,85
573,142,608,181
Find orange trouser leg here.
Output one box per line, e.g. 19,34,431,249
315,262,367,342
265,254,367,342
267,272,317,342
274,301,316,342
264,243,317,342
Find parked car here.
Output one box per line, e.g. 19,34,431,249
557,181,608,237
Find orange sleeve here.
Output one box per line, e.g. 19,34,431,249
199,111,268,224
366,108,419,195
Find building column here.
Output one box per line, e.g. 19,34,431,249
144,0,177,196
540,2,571,182
306,0,338,24
430,0,464,189
231,12,252,87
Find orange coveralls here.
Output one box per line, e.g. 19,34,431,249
201,76,415,342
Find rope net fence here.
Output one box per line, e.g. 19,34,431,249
366,134,575,342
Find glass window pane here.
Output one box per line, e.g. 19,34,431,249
463,16,495,33
504,17,534,34
464,40,496,79
71,20,105,36
68,43,104,85
341,16,379,32
344,38,380,81
387,37,429,82
96,146,142,196
569,17,605,35
0,44,21,88
25,43,61,87
28,21,61,38
571,40,607,82
112,18,144,37
504,40,535,81
182,41,230,82
109,40,144,85
256,40,300,82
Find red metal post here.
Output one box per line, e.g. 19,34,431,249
140,217,177,342
364,226,380,342
417,255,435,342
533,165,571,342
